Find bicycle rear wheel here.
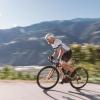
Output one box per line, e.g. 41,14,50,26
37,66,59,90
70,67,89,89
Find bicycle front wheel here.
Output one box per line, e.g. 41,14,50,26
70,67,89,89
37,66,59,90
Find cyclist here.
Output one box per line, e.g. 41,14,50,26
45,33,75,83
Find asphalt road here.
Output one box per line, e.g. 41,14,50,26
0,81,100,100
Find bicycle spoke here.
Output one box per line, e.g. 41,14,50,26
70,67,88,89
37,66,59,89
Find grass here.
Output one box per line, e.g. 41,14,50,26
0,65,38,80
0,62,100,84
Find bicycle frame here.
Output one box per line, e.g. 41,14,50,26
47,59,69,80
37,58,88,89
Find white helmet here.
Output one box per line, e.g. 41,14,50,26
45,33,54,40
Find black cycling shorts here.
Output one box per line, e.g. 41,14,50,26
61,49,72,62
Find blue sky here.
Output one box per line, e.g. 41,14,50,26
0,0,100,29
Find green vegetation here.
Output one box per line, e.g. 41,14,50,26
71,43,100,83
0,44,100,83
0,65,37,80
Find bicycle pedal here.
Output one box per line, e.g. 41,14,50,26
59,77,70,84
59,81,64,84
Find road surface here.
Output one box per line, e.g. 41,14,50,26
0,80,100,100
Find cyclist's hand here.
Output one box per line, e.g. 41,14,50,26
48,55,54,61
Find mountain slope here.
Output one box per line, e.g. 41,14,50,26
0,18,100,66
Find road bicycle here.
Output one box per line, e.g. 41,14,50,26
37,58,89,90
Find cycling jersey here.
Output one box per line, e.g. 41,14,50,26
51,39,70,51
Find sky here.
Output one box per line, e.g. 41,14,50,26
0,0,100,29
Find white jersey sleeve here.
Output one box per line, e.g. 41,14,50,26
51,39,62,49
51,39,70,51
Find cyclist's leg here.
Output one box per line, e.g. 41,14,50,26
60,60,75,73
57,66,65,79
60,50,75,73
58,61,73,84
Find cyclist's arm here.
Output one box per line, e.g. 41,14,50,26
51,39,62,58
52,49,57,57
53,45,62,59
57,46,62,60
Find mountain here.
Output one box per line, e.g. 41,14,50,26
0,18,100,66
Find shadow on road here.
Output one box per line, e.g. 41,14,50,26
68,88,100,100
43,88,100,100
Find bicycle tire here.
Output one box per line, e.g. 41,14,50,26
70,67,89,89
37,66,59,90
